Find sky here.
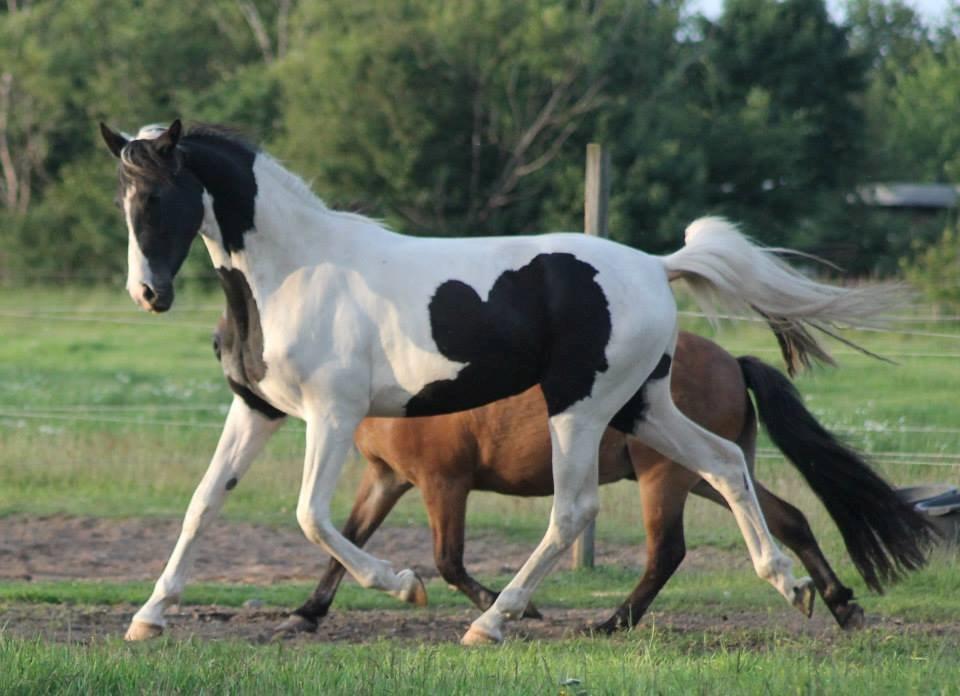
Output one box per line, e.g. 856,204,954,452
688,0,956,23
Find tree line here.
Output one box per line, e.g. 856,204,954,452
1,0,958,289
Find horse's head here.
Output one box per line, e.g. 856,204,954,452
100,119,204,313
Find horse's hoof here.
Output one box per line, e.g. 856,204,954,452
584,616,624,635
839,603,866,631
460,625,501,646
272,614,318,638
399,570,428,607
522,602,543,620
125,620,164,641
793,578,816,618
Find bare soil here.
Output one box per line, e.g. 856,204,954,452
0,514,749,584
4,515,953,646
4,600,957,647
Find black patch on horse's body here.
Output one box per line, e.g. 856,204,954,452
181,131,258,254
225,477,238,491
405,253,611,417
609,353,672,434
227,377,286,420
213,267,285,420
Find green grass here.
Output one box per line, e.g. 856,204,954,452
3,285,958,552
3,629,959,695
3,553,959,619
2,285,960,693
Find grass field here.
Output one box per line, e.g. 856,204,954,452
2,284,959,693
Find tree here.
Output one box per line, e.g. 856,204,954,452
693,0,868,245
0,0,284,281
277,0,685,237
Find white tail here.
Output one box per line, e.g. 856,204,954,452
661,217,906,374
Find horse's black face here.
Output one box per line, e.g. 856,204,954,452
101,120,204,313
123,172,205,311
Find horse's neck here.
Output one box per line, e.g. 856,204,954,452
191,144,392,301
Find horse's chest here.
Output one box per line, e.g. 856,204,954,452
214,267,285,419
217,268,268,383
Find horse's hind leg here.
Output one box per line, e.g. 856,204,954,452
126,397,285,640
691,407,862,629
594,458,697,633
275,461,413,636
462,412,606,645
692,480,864,629
631,379,815,615
420,477,543,620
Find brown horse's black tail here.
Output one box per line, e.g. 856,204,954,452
738,355,936,593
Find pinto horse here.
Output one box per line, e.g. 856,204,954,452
101,120,909,644
238,331,926,636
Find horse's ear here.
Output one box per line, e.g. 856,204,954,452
154,119,183,157
100,122,128,159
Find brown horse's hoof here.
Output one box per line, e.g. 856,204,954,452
585,617,624,636
793,579,816,618
272,614,318,638
461,625,500,646
125,620,164,641
838,603,866,631
522,602,543,620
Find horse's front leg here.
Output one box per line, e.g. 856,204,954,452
126,397,285,640
295,412,428,606
274,464,413,636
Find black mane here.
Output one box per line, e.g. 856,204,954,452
118,123,257,189
182,124,258,155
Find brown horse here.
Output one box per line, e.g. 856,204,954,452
258,331,931,636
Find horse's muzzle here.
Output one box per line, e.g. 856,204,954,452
137,282,174,313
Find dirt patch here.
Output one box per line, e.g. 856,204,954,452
2,514,839,646
0,514,750,585
3,602,957,647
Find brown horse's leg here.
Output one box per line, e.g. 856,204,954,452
594,459,696,633
691,479,864,629
275,462,412,635
420,478,543,620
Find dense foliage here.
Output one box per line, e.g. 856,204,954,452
1,0,958,284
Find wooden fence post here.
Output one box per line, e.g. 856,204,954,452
572,143,610,570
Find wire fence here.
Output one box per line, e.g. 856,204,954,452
2,405,957,468
2,304,957,470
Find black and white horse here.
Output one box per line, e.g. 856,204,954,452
100,120,898,644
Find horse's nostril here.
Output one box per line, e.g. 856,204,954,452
141,284,156,303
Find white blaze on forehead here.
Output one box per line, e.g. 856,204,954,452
121,123,185,304
124,187,154,303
